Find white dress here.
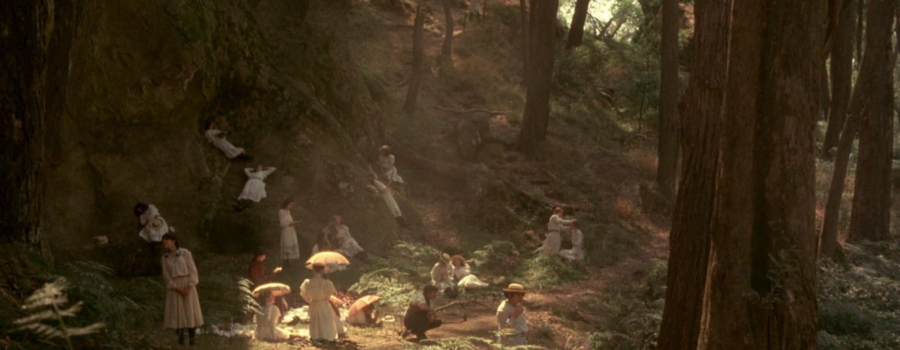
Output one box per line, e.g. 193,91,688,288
239,168,276,202
496,300,527,346
139,204,169,242
537,214,573,255
453,264,488,288
279,209,301,260
559,229,585,261
373,180,402,217
327,225,365,258
300,276,340,341
431,263,454,291
205,128,244,158
378,154,404,184
255,304,289,342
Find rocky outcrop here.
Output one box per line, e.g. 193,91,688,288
36,0,396,264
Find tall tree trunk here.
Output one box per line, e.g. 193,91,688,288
516,0,560,152
441,0,454,70
404,6,425,114
656,0,680,199
565,0,591,50
857,0,865,68
0,0,48,253
849,0,895,242
823,0,858,157
656,0,732,347
820,0,894,257
520,0,529,86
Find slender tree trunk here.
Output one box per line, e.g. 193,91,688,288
404,6,425,114
520,0,529,85
0,0,47,253
516,0,560,152
565,0,591,50
656,0,732,347
823,0,857,157
849,0,895,242
656,0,680,199
820,0,894,257
857,0,865,68
441,0,454,70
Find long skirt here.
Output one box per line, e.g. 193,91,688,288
381,194,402,217
281,228,301,260
537,232,561,255
308,300,339,341
238,179,267,202
163,275,204,329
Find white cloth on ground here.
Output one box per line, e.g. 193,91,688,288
255,304,290,342
496,300,527,346
239,167,276,202
300,275,340,341
205,128,244,158
373,180,402,217
279,209,301,260
378,154,404,184
139,204,170,242
326,225,365,258
452,264,488,288
559,229,585,261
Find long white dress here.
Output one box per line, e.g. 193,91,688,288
431,263,454,291
279,209,300,261
378,154,404,184
239,168,276,202
559,229,585,261
162,249,204,329
205,128,244,158
496,300,527,346
326,225,365,258
373,180,402,217
300,275,339,341
139,204,169,242
537,214,573,255
452,264,489,288
255,304,290,342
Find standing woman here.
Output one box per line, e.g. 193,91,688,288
279,199,301,266
161,233,204,346
378,145,404,184
537,207,574,255
300,263,340,341
368,173,406,227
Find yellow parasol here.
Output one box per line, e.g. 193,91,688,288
347,295,381,318
251,282,291,297
305,252,350,270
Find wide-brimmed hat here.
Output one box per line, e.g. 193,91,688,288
502,283,527,293
440,253,451,263
450,255,466,265
149,217,165,229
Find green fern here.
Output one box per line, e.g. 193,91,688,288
348,268,417,316
12,277,104,350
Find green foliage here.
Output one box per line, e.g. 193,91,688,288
11,277,104,350
348,268,417,317
470,240,519,270
517,253,587,288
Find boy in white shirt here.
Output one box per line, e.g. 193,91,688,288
496,283,528,346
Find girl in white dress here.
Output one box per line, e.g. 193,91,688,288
300,264,340,341
239,165,276,202
204,120,247,159
431,254,454,292
161,234,204,346
255,291,290,342
559,220,585,261
325,216,365,258
135,203,171,242
378,145,404,184
369,173,406,227
451,255,489,288
279,199,301,265
536,207,574,255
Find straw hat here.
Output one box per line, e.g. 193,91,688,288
440,253,451,263
149,217,165,229
502,283,527,293
450,255,466,265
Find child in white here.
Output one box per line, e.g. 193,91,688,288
496,283,528,346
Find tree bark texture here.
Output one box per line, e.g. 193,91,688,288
657,0,823,348
656,0,680,198
822,0,857,156
404,6,425,114
0,0,51,253
441,0,454,69
565,0,591,50
520,0,530,85
849,0,894,242
516,0,560,152
820,0,894,257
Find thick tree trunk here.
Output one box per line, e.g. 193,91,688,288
823,0,857,157
656,0,680,199
656,0,732,347
0,0,48,253
820,0,894,257
404,6,425,114
516,0,559,152
565,0,591,50
849,0,894,242
520,0,529,86
441,0,454,70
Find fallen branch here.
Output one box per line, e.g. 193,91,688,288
431,105,508,115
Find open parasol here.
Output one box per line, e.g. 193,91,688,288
251,283,291,297
305,251,350,270
347,295,381,318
